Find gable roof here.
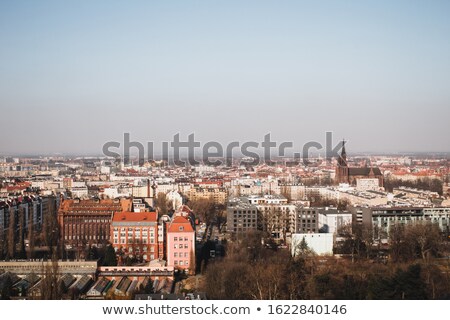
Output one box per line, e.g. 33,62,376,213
167,216,194,233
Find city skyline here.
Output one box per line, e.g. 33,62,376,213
1,1,450,155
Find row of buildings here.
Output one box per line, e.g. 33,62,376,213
57,198,195,272
227,194,450,250
226,195,351,241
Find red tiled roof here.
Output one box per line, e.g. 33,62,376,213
112,211,158,222
168,216,194,232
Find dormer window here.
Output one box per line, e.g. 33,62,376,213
179,226,184,231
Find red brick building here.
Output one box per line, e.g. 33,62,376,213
335,141,384,187
58,198,132,250
111,211,160,262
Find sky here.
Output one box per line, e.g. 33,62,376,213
0,0,449,156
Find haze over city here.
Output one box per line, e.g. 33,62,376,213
1,0,450,155
2,1,450,305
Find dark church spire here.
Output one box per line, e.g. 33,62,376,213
338,139,347,167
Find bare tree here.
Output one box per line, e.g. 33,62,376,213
249,263,284,299
189,198,215,225
155,192,171,216
362,225,375,259
389,223,405,262
405,223,443,260
41,252,60,299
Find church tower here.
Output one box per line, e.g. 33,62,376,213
336,140,349,184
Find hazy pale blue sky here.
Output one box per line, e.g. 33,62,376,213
1,0,449,155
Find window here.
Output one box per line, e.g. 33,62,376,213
179,226,184,231
174,237,178,241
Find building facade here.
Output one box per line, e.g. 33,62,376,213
187,187,227,204
359,206,450,240
166,216,195,273
295,207,352,235
111,211,159,261
0,195,58,257
58,198,132,250
226,197,259,235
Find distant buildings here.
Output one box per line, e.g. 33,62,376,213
166,190,183,209
187,186,227,204
393,186,439,200
229,180,306,201
335,141,384,187
0,151,449,281
356,178,381,192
